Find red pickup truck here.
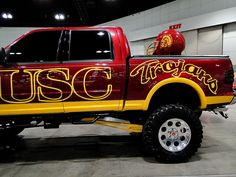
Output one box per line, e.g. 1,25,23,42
0,26,235,162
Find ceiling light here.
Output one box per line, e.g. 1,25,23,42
60,14,65,20
54,13,65,20
6,13,12,19
96,50,102,53
2,13,7,19
104,0,116,2
103,50,110,53
55,14,60,20
1,12,13,19
97,32,105,36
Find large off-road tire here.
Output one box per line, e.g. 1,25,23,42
143,104,203,163
195,110,202,118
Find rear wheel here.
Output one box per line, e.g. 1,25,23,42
143,104,203,163
195,110,202,118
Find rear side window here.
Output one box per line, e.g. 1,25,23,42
8,31,61,63
70,30,113,61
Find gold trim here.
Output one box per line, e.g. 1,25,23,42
206,96,233,105
141,78,207,109
95,121,143,133
0,102,63,116
63,100,121,113
0,100,121,116
0,95,233,116
123,100,145,111
123,96,233,111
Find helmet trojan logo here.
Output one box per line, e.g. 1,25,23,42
160,34,173,49
153,29,185,55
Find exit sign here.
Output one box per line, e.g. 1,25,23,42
169,24,182,30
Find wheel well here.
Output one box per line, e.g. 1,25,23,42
148,83,201,111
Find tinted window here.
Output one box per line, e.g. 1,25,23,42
70,31,113,61
8,31,61,63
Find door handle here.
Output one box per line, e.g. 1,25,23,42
103,69,114,75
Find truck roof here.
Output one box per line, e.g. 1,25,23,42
29,26,121,33
6,26,123,49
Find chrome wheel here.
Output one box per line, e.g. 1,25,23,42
143,104,203,162
158,118,191,152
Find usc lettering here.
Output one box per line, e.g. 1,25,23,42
0,67,112,104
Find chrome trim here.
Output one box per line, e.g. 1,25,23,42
213,106,229,112
212,106,229,119
230,91,236,105
158,118,191,152
131,55,229,60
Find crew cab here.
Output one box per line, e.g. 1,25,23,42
0,26,235,162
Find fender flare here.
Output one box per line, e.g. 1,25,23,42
143,78,207,110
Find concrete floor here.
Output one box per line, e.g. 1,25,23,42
1,105,236,177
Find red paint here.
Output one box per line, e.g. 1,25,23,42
128,57,233,100
0,27,234,107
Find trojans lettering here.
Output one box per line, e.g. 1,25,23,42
130,60,218,95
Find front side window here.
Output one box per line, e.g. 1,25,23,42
8,31,61,63
70,30,113,61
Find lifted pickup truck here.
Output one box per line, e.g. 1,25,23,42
0,26,235,162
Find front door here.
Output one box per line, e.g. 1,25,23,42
0,30,65,115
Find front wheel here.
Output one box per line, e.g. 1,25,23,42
0,127,24,137
143,104,203,163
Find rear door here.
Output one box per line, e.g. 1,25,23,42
62,30,125,112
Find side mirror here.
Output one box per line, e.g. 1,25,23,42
0,47,7,65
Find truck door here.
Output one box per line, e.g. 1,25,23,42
62,30,125,112
0,30,66,115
